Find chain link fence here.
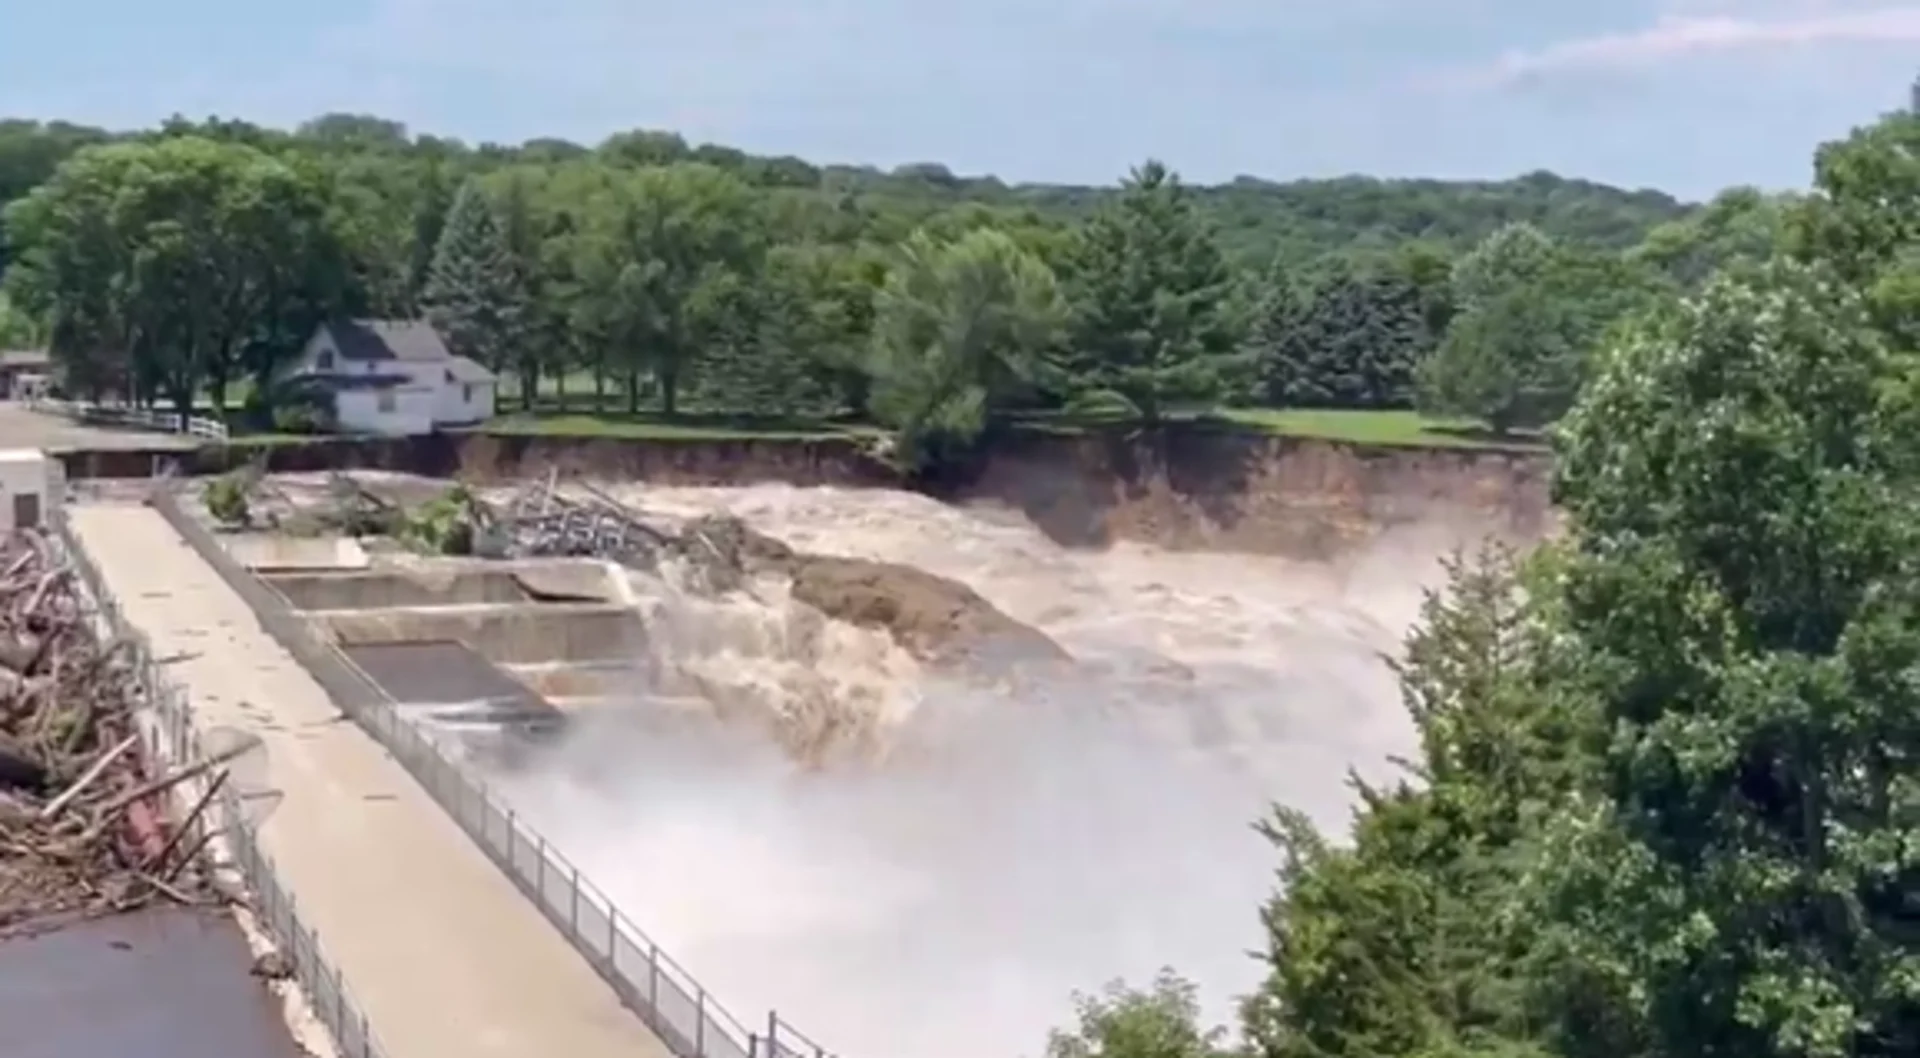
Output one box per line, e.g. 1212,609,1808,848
47,504,386,1058
145,486,834,1058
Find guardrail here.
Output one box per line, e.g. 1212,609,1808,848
28,397,230,440
47,503,385,1058
145,486,834,1058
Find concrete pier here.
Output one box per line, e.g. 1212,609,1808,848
67,503,672,1058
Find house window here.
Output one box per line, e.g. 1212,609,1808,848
445,369,456,384
377,391,396,413
462,384,474,402
316,350,334,370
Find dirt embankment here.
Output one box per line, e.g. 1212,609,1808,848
69,426,1556,559
945,430,1556,558
666,513,1070,673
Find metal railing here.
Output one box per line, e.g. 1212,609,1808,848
145,486,834,1058
28,396,230,440
47,504,385,1058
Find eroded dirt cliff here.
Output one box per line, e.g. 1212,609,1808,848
82,425,1555,559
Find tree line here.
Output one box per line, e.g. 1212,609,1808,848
0,112,1785,464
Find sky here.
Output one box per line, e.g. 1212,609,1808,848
3,0,1918,201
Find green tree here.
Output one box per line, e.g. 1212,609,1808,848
1048,971,1229,1058
567,163,761,414
1791,112,1920,285
1062,161,1241,419
0,290,38,348
1632,186,1784,288
4,136,343,419
1417,283,1579,434
1792,112,1920,354
1258,256,1432,409
1449,222,1554,309
866,227,1066,470
1545,258,1920,1058
494,169,546,407
1420,235,1657,435
423,177,528,373
1244,544,1610,1058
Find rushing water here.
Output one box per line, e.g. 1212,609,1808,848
478,484,1461,1058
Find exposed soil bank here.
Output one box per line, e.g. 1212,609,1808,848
62,426,1554,558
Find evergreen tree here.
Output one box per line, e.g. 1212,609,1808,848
1061,161,1241,420
1262,259,1431,408
403,161,452,314
496,170,544,407
421,178,526,371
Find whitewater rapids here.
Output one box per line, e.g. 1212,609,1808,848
475,483,1455,1058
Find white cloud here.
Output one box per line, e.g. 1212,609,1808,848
1457,5,1920,86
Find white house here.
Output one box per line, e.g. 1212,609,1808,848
282,319,498,436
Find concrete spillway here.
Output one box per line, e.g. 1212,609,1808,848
260,561,646,729
307,601,643,665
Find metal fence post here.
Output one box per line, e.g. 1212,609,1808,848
696,989,706,1056
649,941,660,1010
570,867,580,932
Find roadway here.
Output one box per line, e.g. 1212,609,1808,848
0,402,198,451
68,502,674,1058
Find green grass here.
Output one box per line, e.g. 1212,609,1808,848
1220,408,1545,449
480,410,864,441
479,405,1547,449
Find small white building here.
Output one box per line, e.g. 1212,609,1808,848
281,320,498,436
0,448,58,530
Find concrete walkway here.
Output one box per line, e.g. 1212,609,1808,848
69,503,673,1058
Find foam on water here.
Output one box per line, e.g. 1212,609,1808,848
479,484,1459,1058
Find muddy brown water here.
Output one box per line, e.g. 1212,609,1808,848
468,482,1483,1058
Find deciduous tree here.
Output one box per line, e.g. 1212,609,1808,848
867,227,1066,469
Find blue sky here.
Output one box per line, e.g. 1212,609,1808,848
4,0,1919,200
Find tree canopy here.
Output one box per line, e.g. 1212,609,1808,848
0,110,1754,449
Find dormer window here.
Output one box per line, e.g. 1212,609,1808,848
316,349,334,370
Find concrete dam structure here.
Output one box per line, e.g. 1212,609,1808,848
262,561,655,725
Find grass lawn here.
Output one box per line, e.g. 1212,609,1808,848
483,405,1546,450
480,410,867,441
1220,408,1545,449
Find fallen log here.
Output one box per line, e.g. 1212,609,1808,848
0,525,223,935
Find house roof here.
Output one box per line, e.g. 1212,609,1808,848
0,349,50,369
444,356,497,383
324,319,451,363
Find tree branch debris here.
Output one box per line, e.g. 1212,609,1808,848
0,527,219,937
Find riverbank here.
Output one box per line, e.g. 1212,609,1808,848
57,423,1555,559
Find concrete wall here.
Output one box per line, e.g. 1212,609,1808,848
225,533,369,571
269,570,534,610
311,603,645,665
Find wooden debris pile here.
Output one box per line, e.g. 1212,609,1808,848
0,527,223,936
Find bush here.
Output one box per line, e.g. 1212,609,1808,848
396,485,481,555
269,390,336,434
203,474,251,528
